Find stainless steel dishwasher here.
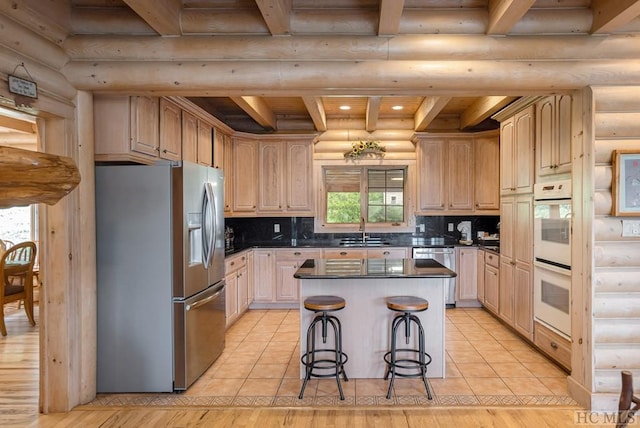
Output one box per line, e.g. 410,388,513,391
412,247,456,307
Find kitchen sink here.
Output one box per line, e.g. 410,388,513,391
339,238,390,247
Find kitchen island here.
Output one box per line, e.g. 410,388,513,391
294,258,456,379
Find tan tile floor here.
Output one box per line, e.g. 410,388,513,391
90,307,580,408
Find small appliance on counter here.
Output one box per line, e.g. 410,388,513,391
457,221,472,245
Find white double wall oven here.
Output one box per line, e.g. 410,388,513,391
533,180,572,339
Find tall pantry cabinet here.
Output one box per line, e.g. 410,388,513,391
493,100,536,341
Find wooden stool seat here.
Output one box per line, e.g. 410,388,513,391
299,295,348,400
386,296,429,312
304,295,345,312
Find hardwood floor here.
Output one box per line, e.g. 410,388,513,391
0,304,587,427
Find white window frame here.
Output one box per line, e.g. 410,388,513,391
314,159,416,233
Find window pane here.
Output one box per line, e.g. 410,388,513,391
366,169,405,223
327,192,361,223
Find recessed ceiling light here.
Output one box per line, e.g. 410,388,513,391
339,105,351,111
392,105,403,110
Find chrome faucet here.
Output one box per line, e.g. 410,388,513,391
359,216,368,242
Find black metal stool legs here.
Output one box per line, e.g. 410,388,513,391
299,311,348,400
383,312,432,400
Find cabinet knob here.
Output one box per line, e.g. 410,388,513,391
383,251,390,255
294,252,301,256
163,149,167,153
340,251,347,256
230,261,235,266
550,341,558,349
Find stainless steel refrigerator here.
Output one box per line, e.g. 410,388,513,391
95,161,225,392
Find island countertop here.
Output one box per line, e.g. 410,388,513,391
293,258,457,279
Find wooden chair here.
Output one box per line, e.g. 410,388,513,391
0,241,37,336
618,370,640,428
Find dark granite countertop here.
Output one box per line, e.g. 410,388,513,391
293,258,457,279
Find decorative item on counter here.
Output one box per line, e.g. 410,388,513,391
457,221,473,245
224,227,234,251
344,139,386,159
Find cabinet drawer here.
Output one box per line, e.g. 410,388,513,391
323,249,368,259
225,253,247,273
276,249,322,261
367,248,408,259
534,321,571,371
485,251,500,268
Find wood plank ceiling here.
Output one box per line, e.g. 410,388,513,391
65,0,640,135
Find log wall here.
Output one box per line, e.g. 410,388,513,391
590,86,640,409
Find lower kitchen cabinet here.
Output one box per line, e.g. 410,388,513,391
482,250,500,315
477,249,485,303
275,249,322,303
534,320,571,370
252,249,275,303
456,247,480,307
225,251,250,328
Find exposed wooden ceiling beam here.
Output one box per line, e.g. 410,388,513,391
230,96,277,130
365,97,382,132
123,0,182,36
302,97,327,131
591,0,640,34
460,96,517,130
255,0,292,36
486,0,536,35
414,97,451,131
0,116,36,135
378,0,404,36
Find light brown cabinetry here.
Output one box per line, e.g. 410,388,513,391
223,134,233,213
500,104,535,194
258,142,284,213
225,251,250,327
231,137,258,215
158,98,182,161
456,247,480,306
181,110,198,164
474,134,500,211
483,251,500,315
285,141,314,214
181,110,214,167
196,120,213,167
499,194,534,340
534,321,571,370
416,133,499,215
536,95,572,177
322,249,368,259
477,249,485,303
366,248,408,259
252,249,275,303
213,127,225,169
416,139,446,211
275,249,322,303
94,95,161,164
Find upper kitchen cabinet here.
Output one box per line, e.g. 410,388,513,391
227,136,314,217
158,98,182,162
285,140,314,214
196,120,213,167
258,141,284,213
231,137,258,215
416,138,446,211
415,132,498,215
536,95,572,177
499,104,535,195
474,133,500,211
213,127,225,169
223,134,233,214
181,111,213,167
94,95,161,164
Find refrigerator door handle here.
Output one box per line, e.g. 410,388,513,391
201,183,215,268
186,284,225,312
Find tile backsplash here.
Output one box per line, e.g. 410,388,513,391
225,215,500,248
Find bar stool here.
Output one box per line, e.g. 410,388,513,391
383,295,432,400
299,295,349,400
